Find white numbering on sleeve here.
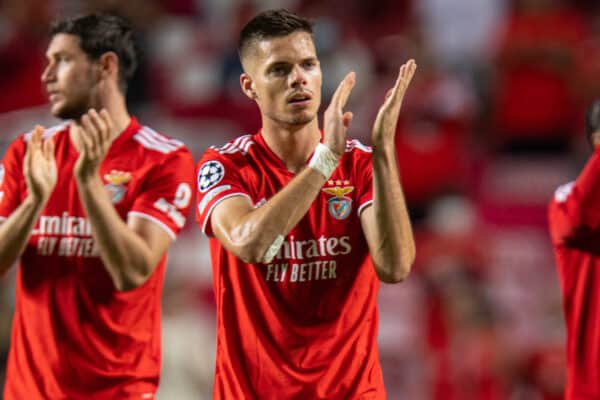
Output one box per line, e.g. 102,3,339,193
174,182,192,209
153,183,192,228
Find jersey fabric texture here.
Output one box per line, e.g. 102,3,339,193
549,147,600,399
1,117,195,400
195,131,385,400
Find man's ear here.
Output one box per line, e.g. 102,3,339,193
240,73,257,100
97,52,119,82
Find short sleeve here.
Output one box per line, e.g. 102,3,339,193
195,150,252,236
128,148,196,240
0,136,26,220
354,151,373,216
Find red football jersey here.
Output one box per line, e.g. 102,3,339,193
548,148,600,399
1,117,195,400
196,131,385,400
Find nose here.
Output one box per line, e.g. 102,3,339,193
289,65,306,88
41,62,55,83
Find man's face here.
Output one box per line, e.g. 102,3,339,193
41,33,100,120
242,31,322,127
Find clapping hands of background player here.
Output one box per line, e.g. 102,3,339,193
23,126,57,203
71,109,116,182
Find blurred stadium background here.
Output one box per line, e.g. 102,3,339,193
2,0,599,398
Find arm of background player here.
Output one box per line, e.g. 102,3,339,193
0,127,56,276
360,60,417,283
78,179,172,291
549,147,600,249
211,73,356,264
73,110,172,291
0,199,48,276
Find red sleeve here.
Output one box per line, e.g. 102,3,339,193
354,148,373,217
0,136,26,219
549,148,600,248
195,149,252,236
128,148,195,240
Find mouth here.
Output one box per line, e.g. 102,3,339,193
47,90,61,103
287,92,312,106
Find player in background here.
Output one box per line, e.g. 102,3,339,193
549,99,600,399
0,13,195,399
195,9,416,399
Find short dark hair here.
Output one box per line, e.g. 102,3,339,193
238,9,314,61
585,99,600,146
50,13,138,93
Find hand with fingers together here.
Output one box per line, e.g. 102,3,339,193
372,59,417,148
72,108,116,182
323,71,356,157
24,125,57,203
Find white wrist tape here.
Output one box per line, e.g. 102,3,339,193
308,143,340,179
262,234,285,264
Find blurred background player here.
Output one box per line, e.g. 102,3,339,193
549,99,600,399
0,13,195,399
195,9,415,399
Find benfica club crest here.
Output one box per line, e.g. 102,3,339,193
104,170,132,204
322,183,354,220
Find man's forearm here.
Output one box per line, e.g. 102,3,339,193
76,175,155,291
216,166,328,263
0,196,46,275
370,146,415,282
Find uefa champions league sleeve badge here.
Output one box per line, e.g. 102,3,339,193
198,160,225,193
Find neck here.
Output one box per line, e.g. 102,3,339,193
75,91,131,135
103,94,131,135
261,118,321,173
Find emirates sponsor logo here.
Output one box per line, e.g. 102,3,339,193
273,235,352,261
32,212,98,257
33,212,92,236
264,235,352,283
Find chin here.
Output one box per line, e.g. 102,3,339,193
289,111,316,125
52,104,86,121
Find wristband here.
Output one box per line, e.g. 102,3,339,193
308,143,340,179
262,234,285,264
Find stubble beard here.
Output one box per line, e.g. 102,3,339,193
270,110,316,127
52,88,98,121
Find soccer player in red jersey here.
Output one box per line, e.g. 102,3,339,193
195,9,416,399
549,99,600,399
0,14,195,399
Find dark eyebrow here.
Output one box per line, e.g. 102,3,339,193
267,61,290,69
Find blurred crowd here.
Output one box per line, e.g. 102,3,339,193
1,0,599,398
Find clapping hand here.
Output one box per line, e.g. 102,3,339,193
372,60,417,148
71,109,116,182
24,126,57,202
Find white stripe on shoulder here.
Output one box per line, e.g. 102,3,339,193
133,127,183,154
345,139,372,153
141,126,184,148
554,181,575,203
24,123,68,141
211,135,255,155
